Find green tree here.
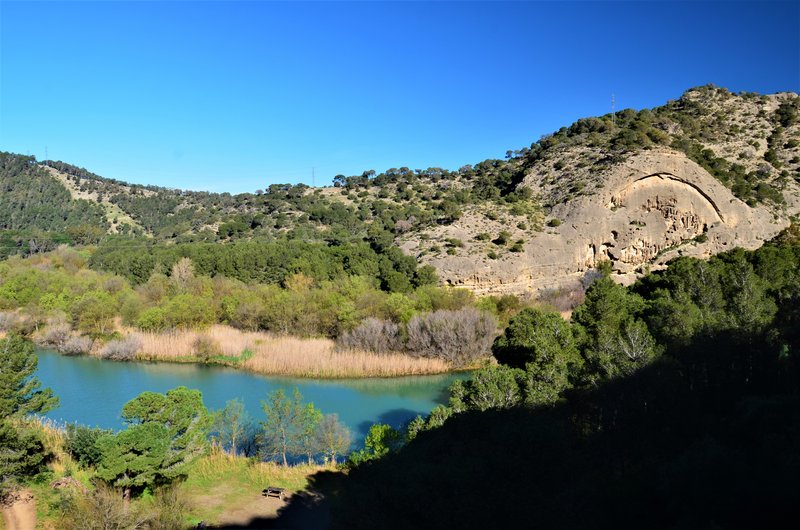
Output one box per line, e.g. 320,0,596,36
314,413,351,464
95,423,171,499
65,425,112,468
0,335,57,497
211,398,252,456
721,253,777,334
261,388,321,466
449,366,525,412
96,387,210,498
298,405,324,464
493,308,583,405
0,335,58,418
406,405,454,441
71,290,118,335
348,423,402,465
0,421,49,498
572,277,659,384
493,308,578,369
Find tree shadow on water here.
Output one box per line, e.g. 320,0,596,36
355,408,422,438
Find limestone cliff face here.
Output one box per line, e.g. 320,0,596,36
549,150,782,273
405,149,793,295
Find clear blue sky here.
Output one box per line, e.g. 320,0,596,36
1,1,798,193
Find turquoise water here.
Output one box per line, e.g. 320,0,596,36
35,350,466,443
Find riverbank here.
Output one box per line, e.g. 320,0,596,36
131,325,453,378
27,320,457,378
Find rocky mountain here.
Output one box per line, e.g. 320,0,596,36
401,86,800,294
1,85,798,295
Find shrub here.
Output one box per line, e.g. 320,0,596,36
60,336,94,356
65,424,112,467
98,336,142,361
57,484,149,530
0,312,16,331
137,307,168,332
475,233,491,241
0,312,35,335
192,335,223,363
406,308,497,366
547,218,562,227
337,318,402,354
493,231,511,245
445,238,464,248
162,294,216,329
37,322,71,349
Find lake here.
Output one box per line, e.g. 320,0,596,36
35,349,466,444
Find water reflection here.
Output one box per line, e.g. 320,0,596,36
36,350,469,446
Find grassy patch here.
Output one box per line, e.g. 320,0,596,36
181,450,333,525
13,420,334,529
209,348,254,366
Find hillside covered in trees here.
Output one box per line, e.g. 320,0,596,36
2,86,799,294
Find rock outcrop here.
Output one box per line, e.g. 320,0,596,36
405,149,794,295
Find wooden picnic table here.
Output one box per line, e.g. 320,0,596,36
262,486,286,500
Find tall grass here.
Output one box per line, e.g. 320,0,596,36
131,325,450,378
189,447,322,492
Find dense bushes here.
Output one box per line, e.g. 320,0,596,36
60,336,93,356
98,336,141,361
336,308,498,366
191,335,223,362
89,239,436,296
0,248,504,362
337,318,402,354
34,320,94,355
65,425,112,467
406,308,497,366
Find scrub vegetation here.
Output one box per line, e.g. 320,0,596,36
2,87,797,265
0,247,507,377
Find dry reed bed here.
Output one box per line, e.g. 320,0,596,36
130,325,450,378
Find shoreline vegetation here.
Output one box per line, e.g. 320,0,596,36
0,246,538,379
26,322,458,379
132,325,454,378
